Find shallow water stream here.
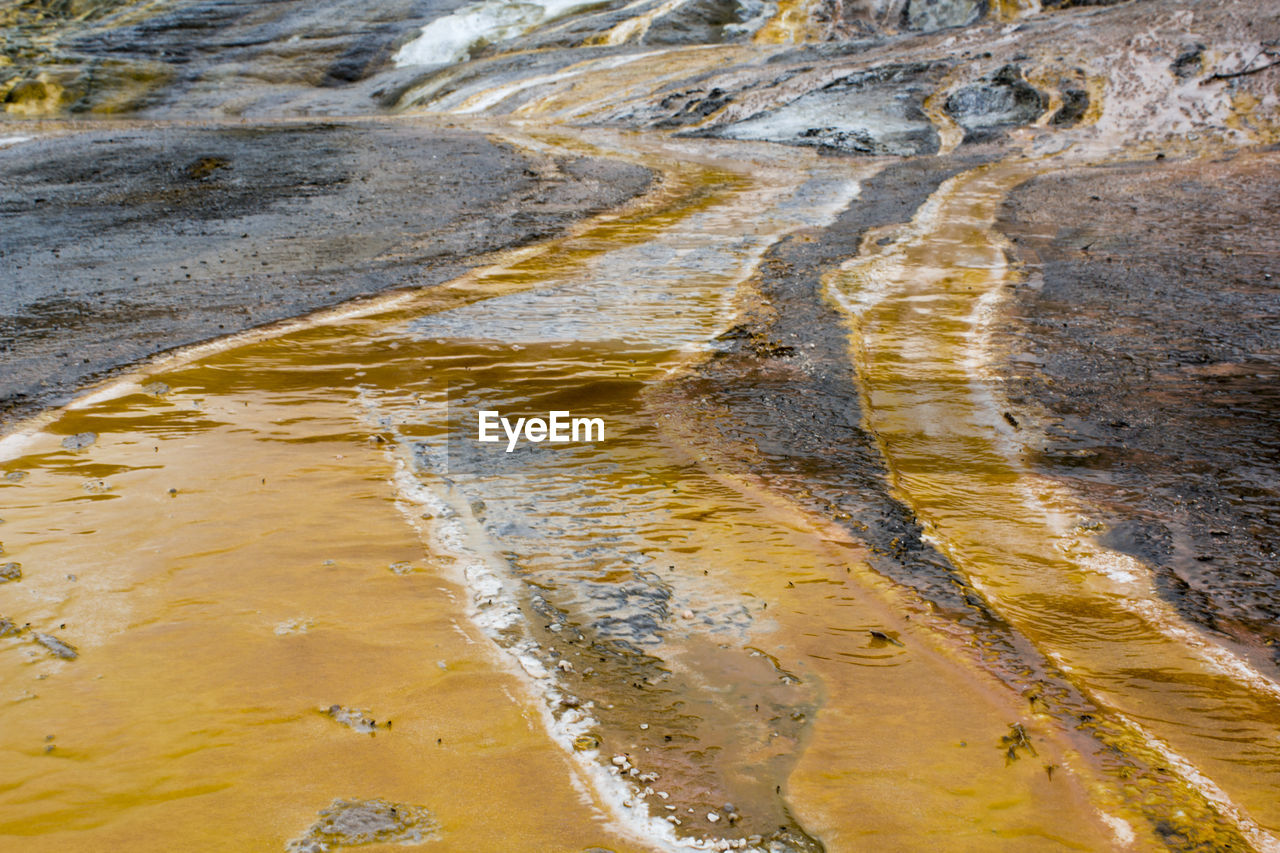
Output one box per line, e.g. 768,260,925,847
0,129,1109,851
3,0,1280,849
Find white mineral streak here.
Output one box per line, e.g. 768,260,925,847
1116,715,1280,853
1100,813,1136,848
828,155,1280,848
394,0,606,67
597,0,695,46
362,159,869,851
446,52,667,114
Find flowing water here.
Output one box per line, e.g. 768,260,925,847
3,1,1280,851
0,128,1121,851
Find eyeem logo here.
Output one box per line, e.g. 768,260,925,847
478,410,605,452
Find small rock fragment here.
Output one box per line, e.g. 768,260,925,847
61,432,97,451
0,562,21,583
287,798,438,852
869,629,905,647
33,632,78,660
323,705,381,734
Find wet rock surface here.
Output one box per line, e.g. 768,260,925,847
528,613,824,850
901,0,984,32
651,156,1251,846
660,158,986,621
995,151,1280,663
287,798,438,851
943,64,1047,141
0,124,650,424
415,368,828,846
2,0,478,116
705,61,945,155
4,0,1280,848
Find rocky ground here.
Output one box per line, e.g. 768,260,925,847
995,147,1280,664
4,0,1280,847
0,123,650,422
3,0,1279,717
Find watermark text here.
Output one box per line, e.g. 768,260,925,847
477,410,605,452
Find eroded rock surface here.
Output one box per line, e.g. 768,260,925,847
995,150,1280,664
287,799,438,852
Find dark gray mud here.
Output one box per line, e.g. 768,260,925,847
995,150,1280,666
0,122,651,424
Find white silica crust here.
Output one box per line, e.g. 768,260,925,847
394,0,608,67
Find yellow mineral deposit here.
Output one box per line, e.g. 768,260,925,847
4,1,1280,850
0,123,1130,852
826,156,1280,851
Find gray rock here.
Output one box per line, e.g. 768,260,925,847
644,0,776,44
902,0,983,32
1051,86,1090,126
60,432,97,451
33,632,78,660
1171,44,1206,79
709,62,943,156
944,64,1047,137
287,798,438,852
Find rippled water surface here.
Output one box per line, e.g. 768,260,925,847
0,133,1131,851
4,0,1280,850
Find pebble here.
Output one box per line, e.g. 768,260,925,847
33,632,78,660
61,432,97,451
